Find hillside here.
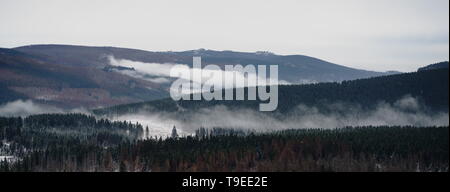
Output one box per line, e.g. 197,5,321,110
14,44,394,83
94,68,449,115
0,48,168,108
418,61,449,71
1,116,448,172
1,44,399,109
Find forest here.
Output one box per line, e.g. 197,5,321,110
1,66,449,172
94,68,449,116
1,113,448,172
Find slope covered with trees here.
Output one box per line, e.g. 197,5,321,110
15,44,393,83
94,68,449,116
418,61,449,72
0,113,144,171
1,117,448,172
0,48,168,108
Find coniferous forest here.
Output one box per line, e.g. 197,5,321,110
94,68,449,116
1,0,449,178
1,67,449,172
1,113,448,172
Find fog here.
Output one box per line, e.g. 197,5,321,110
108,55,290,95
110,96,449,137
0,100,88,117
1,97,447,137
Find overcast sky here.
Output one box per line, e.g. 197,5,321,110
0,0,448,72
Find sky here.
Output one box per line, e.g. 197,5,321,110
0,0,448,72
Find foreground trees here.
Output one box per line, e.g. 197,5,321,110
0,114,448,172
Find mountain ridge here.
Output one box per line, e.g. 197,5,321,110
93,68,449,116
1,44,406,109
13,44,399,83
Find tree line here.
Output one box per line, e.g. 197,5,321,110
1,114,448,172
94,68,449,116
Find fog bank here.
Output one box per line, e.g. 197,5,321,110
111,96,449,136
0,100,88,117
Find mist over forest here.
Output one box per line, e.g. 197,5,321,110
1,44,448,172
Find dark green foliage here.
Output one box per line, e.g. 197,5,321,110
418,61,449,72
0,113,144,172
121,126,448,172
94,68,449,116
1,115,448,172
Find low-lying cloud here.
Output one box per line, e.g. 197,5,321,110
108,55,290,95
109,96,449,137
0,100,88,117
2,97,447,138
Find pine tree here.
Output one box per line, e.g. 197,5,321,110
119,161,127,172
171,125,178,138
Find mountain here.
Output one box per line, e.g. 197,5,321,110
0,48,167,108
15,44,395,84
94,67,449,116
2,44,397,108
175,49,400,83
14,44,184,67
418,61,449,72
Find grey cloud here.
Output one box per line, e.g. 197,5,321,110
111,96,449,136
0,100,89,117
